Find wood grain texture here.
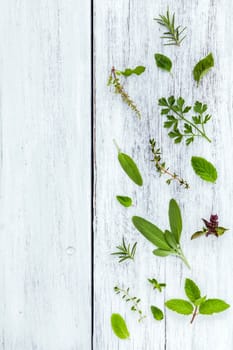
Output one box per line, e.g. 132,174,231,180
0,1,91,349
94,0,233,349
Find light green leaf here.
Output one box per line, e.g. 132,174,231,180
165,299,194,315
193,53,214,85
120,66,146,77
111,313,130,339
194,296,207,306
169,199,182,243
216,227,229,236
132,216,171,250
185,278,201,303
151,306,164,321
116,196,132,207
199,299,230,315
191,156,218,183
164,230,177,249
154,53,172,72
153,249,172,257
118,152,143,186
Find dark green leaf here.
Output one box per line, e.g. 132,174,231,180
120,66,146,77
118,152,143,186
164,230,177,249
199,299,230,315
185,278,201,303
116,196,132,207
193,53,214,85
151,306,164,321
165,299,194,315
191,156,218,183
111,313,130,339
191,230,206,240
169,199,182,243
154,53,172,72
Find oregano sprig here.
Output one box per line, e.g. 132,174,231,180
158,96,212,145
111,237,137,263
148,278,166,292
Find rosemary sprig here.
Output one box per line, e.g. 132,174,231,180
114,286,146,322
108,67,141,118
150,139,190,188
154,8,186,46
111,237,137,263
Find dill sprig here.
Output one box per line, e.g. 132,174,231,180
108,66,141,118
111,237,137,263
154,8,186,46
150,139,190,189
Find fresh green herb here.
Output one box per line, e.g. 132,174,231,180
154,53,172,73
191,214,228,240
119,66,146,77
111,313,130,339
114,286,146,322
108,66,142,118
151,306,164,321
165,278,230,323
158,96,212,145
193,53,214,86
132,199,190,268
116,195,132,207
154,8,186,46
191,156,217,183
148,278,166,292
150,139,189,188
114,140,143,186
111,237,137,263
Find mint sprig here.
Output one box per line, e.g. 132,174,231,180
191,156,217,183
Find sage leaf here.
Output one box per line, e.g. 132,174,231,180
193,53,214,85
111,313,130,340
169,199,182,243
120,66,146,77
185,278,201,303
116,196,132,207
199,299,230,315
153,249,171,257
132,216,171,250
165,299,194,315
151,306,164,321
154,53,172,72
191,156,218,183
164,230,177,249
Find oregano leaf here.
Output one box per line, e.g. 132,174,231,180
116,196,132,207
191,156,218,183
111,313,130,339
193,53,214,85
154,53,172,72
185,278,201,303
169,199,182,243
151,306,164,321
120,66,146,77
165,299,194,315
199,299,230,315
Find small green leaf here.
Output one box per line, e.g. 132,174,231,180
151,306,164,321
118,152,143,186
191,230,206,240
154,53,172,72
153,249,172,257
116,196,132,207
191,156,218,183
199,299,230,315
164,230,177,249
111,313,130,339
193,53,214,85
169,199,182,243
185,278,201,303
120,66,146,77
194,296,207,306
165,299,194,315
216,227,229,236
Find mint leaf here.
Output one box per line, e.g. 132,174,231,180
120,66,146,77
154,53,172,72
193,53,214,85
111,313,130,339
151,306,164,321
199,299,230,315
194,296,207,306
185,278,201,303
153,249,171,257
165,299,194,315
116,196,132,207
169,199,182,242
191,156,218,183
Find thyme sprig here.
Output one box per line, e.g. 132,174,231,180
108,67,141,118
111,237,137,263
150,139,189,188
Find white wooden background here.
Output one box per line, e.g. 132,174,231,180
94,0,233,349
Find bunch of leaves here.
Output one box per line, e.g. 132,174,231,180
150,139,189,188
151,305,164,321
158,97,212,145
154,53,172,73
114,140,143,187
111,313,130,340
148,278,166,292
132,199,191,269
165,278,230,324
111,237,137,263
108,66,144,118
116,195,132,207
193,53,214,86
154,8,186,46
114,286,146,322
191,214,228,240
191,156,217,183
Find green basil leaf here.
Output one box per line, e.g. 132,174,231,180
151,306,164,321
165,299,194,315
199,299,230,315
111,313,130,339
153,249,171,257
132,216,171,250
116,196,132,207
185,278,201,303
191,156,218,183
164,230,177,249
193,53,214,85
120,66,146,77
118,152,143,186
168,199,182,243
154,53,172,72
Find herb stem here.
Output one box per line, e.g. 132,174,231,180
113,139,121,153
190,306,198,324
177,248,191,269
